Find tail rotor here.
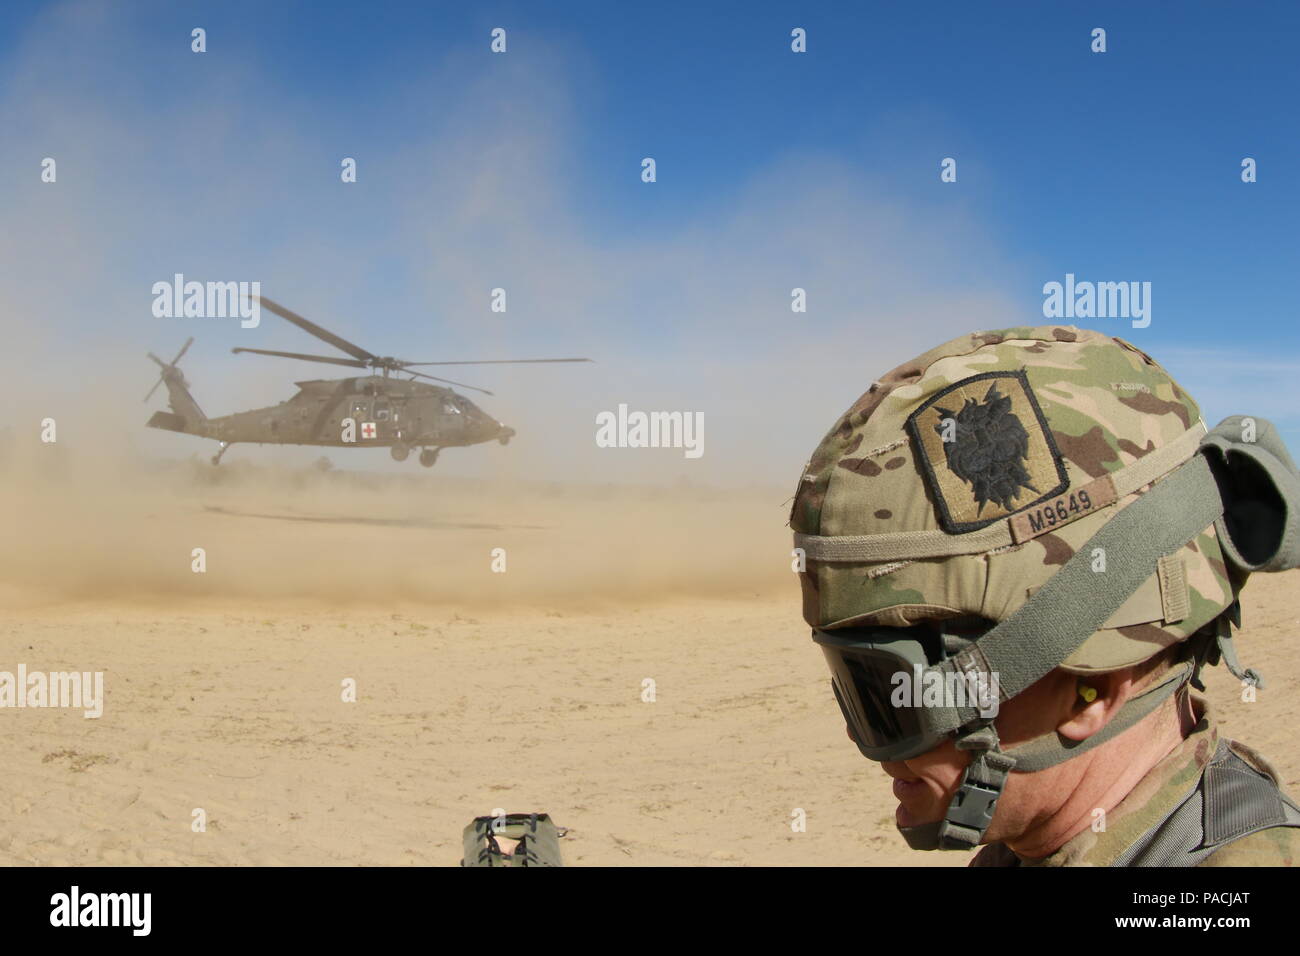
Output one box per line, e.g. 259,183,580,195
145,337,194,402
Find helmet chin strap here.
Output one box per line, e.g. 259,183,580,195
898,661,1197,851
898,724,1015,851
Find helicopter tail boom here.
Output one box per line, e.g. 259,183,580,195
146,410,191,433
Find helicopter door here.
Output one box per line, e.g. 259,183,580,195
438,396,465,441
388,399,406,441
373,399,395,441
350,398,375,441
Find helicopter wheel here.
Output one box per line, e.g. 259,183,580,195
390,442,410,462
419,448,439,468
211,441,231,466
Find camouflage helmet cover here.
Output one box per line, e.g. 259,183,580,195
791,326,1238,675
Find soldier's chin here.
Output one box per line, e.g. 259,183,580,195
895,803,935,829
892,776,939,829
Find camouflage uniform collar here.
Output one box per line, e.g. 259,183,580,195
971,693,1216,867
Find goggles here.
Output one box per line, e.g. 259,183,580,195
812,620,998,763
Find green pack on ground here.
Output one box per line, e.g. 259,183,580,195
460,812,566,867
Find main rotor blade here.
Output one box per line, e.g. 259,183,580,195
400,358,593,366
144,377,164,402
232,347,369,368
406,369,495,396
171,337,194,366
252,296,375,362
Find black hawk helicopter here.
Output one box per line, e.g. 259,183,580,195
145,296,590,466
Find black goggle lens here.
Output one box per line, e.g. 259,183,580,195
813,623,981,760
820,644,921,753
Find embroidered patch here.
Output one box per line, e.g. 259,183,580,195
905,370,1069,534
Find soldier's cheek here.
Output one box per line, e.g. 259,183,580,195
904,744,969,791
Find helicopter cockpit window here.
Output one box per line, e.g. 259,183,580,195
442,400,462,415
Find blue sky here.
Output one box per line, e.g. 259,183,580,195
0,0,1296,480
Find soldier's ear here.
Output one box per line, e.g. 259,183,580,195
1056,671,1131,742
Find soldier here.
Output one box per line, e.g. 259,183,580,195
790,326,1300,865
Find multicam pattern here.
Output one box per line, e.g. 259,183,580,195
790,325,1236,670
969,696,1299,867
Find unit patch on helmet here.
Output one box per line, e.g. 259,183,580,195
905,370,1068,534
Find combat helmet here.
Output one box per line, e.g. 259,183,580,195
791,326,1300,850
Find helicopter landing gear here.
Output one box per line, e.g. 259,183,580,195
211,441,231,466
390,442,410,462
419,447,440,468
498,427,515,446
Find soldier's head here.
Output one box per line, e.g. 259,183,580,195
790,326,1300,852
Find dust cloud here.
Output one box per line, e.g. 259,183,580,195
0,423,796,610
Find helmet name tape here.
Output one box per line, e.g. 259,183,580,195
1008,473,1118,543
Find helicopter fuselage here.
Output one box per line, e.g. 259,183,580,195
150,374,514,452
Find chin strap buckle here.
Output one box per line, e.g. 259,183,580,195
936,724,1016,850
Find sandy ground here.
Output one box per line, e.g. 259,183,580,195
0,448,1296,866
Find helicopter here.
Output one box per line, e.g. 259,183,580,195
145,296,590,466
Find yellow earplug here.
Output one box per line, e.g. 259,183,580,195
1078,683,1098,703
